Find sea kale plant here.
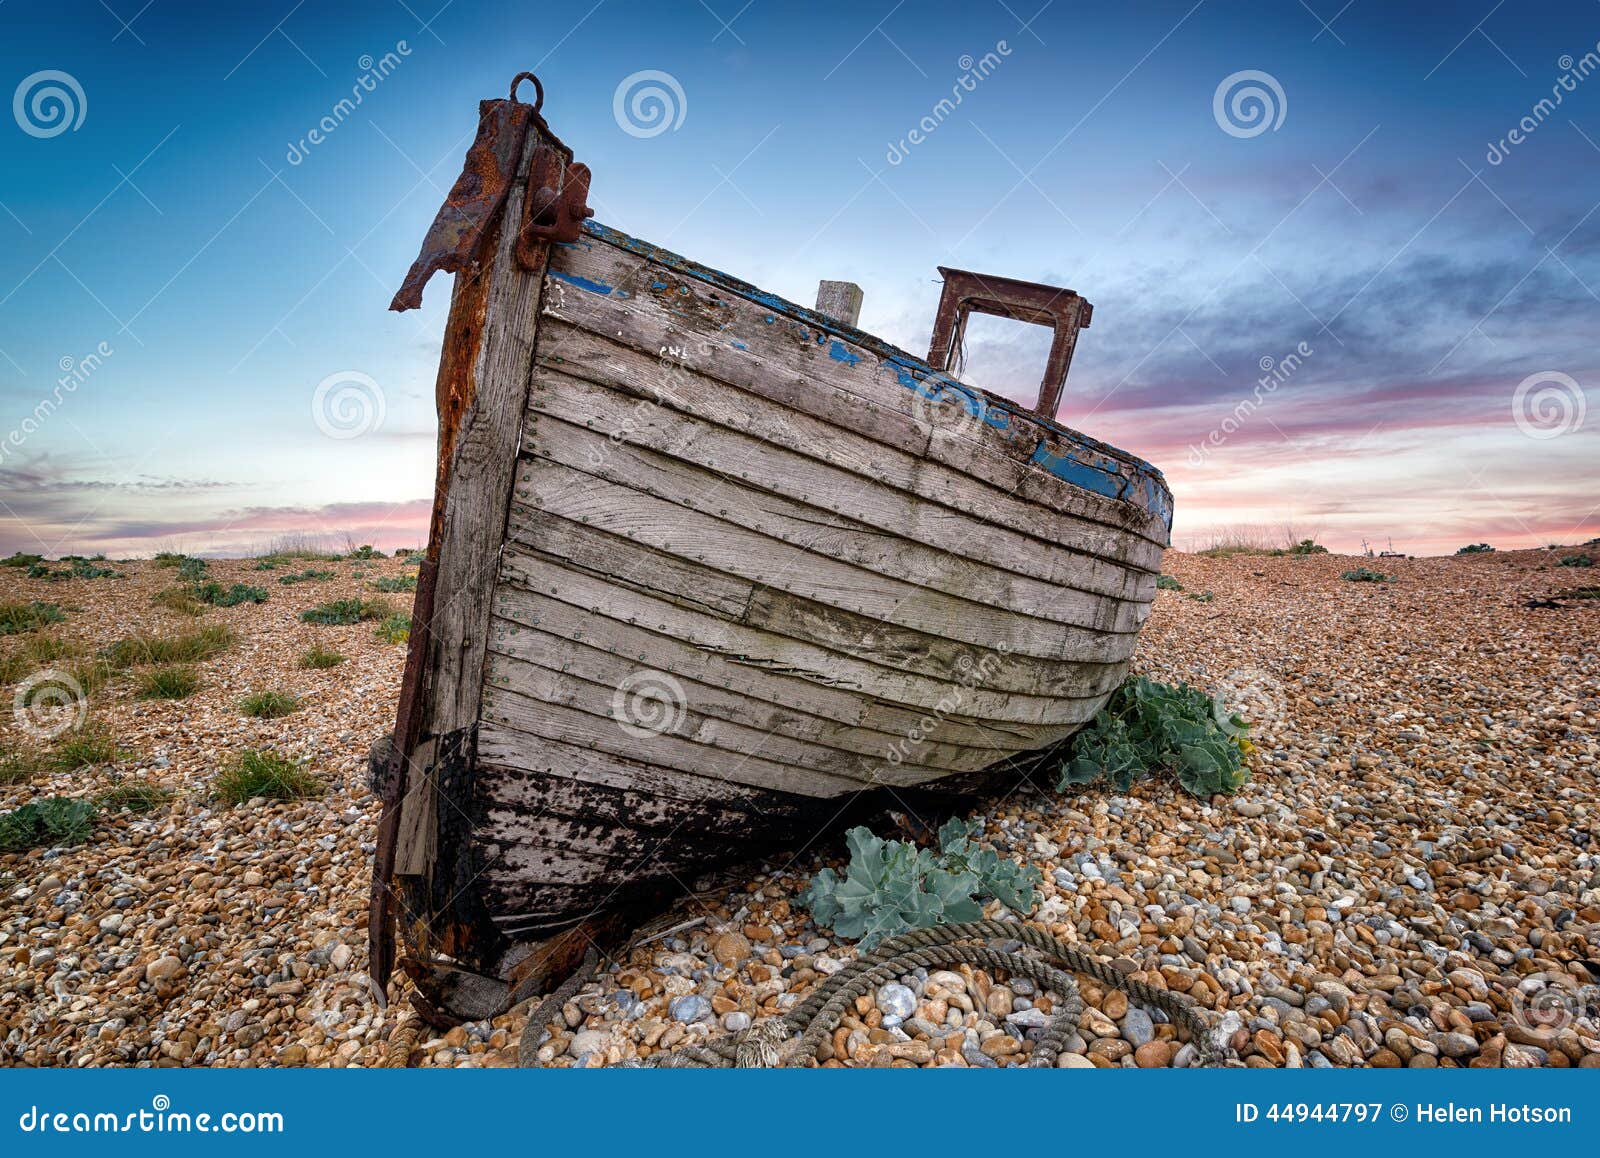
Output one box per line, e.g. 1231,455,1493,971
1056,676,1251,798
803,819,1040,948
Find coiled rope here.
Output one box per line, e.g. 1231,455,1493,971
513,920,1232,1068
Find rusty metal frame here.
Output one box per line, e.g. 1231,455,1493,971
924,267,1093,421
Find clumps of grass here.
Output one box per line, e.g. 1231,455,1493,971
191,581,268,607
0,602,66,636
375,614,411,644
300,598,391,626
0,796,97,852
136,664,201,700
298,645,345,670
1055,676,1251,798
152,551,189,568
252,559,278,571
802,818,1041,949
153,587,207,616
1156,575,1183,591
176,557,209,581
1,552,43,568
276,568,336,586
95,781,173,814
1286,538,1328,555
215,749,323,805
1557,586,1600,601
50,724,121,770
346,544,385,560
370,574,417,593
1456,543,1495,555
241,689,299,719
1341,567,1389,583
104,624,233,667
1559,554,1593,568
64,657,116,697
0,632,80,684
0,747,37,786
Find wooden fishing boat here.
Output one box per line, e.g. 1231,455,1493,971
369,74,1172,1022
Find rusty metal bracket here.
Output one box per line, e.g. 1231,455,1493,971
391,71,592,311
516,147,593,265
925,268,1093,421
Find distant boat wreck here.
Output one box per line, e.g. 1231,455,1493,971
369,73,1172,1023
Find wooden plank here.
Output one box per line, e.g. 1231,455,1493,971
526,347,1159,599
484,641,1023,776
543,237,1170,548
494,545,1107,726
483,579,1048,750
508,456,1136,663
521,407,1150,632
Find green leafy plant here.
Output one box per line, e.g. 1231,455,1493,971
68,558,119,579
277,568,336,585
1340,567,1389,582
0,796,97,852
136,664,200,700
0,602,66,636
346,544,385,560
177,557,209,580
1186,590,1215,603
298,645,344,669
802,821,1039,949
1456,543,1495,555
1056,676,1251,798
1,552,43,568
190,582,268,607
1559,554,1593,568
370,574,417,593
375,613,411,644
1156,575,1183,591
241,689,298,719
1286,539,1327,555
300,598,390,625
215,749,323,805
152,552,188,568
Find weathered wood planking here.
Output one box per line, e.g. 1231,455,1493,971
519,408,1149,633
543,234,1171,545
526,331,1158,601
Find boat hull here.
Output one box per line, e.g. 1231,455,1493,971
373,115,1170,1018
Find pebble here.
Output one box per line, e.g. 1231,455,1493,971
668,995,712,1024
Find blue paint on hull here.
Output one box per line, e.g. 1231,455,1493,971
566,220,1174,533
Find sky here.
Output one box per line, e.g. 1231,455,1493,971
0,0,1596,558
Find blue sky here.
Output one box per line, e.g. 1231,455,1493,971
1,0,1597,557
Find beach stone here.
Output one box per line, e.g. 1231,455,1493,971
1134,1040,1172,1067
668,995,712,1024
1120,1008,1154,1047
876,983,916,1022
711,932,751,965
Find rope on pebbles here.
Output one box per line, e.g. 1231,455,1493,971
504,920,1235,1069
